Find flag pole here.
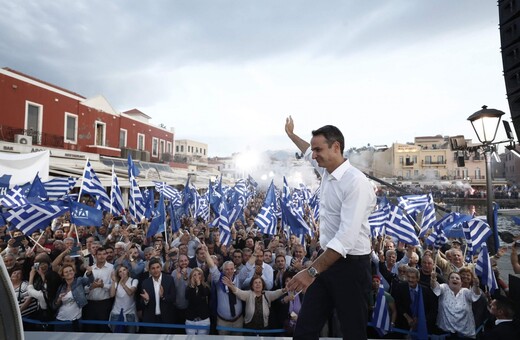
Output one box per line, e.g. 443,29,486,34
110,165,115,216
77,158,89,203
30,232,46,252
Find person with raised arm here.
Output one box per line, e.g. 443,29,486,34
284,116,376,339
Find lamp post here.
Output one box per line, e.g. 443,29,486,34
467,105,505,255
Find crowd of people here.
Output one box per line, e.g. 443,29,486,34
1,191,519,339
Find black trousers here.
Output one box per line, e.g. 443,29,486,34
294,255,371,340
83,298,112,333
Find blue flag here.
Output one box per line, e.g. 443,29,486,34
27,173,48,203
70,201,103,227
147,193,165,238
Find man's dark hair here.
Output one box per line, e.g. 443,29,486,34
312,125,345,154
149,257,162,268
495,296,515,318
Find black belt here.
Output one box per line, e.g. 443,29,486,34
344,254,369,261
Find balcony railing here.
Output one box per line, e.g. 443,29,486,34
0,125,64,148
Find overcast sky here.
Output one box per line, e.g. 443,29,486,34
0,0,511,157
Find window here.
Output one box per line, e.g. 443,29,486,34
414,170,419,176
399,156,403,164
475,168,481,179
180,145,184,152
425,156,432,164
167,141,172,154
64,112,78,143
25,101,43,144
160,140,165,157
204,149,206,155
462,169,468,179
119,129,127,148
94,121,106,146
137,133,145,150
176,145,179,152
437,155,444,164
152,137,159,157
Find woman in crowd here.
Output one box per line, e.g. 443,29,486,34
458,267,489,330
109,264,138,333
52,264,94,332
185,267,211,335
11,267,39,330
223,275,286,333
431,271,481,338
27,265,55,330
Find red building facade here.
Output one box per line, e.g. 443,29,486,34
0,67,174,162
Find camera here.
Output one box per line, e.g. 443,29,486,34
33,262,40,270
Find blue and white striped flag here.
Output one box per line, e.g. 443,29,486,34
368,204,390,238
0,185,29,208
79,160,110,211
6,201,69,235
153,181,182,207
398,194,430,214
195,194,210,222
467,218,492,251
128,176,146,222
425,223,448,249
111,167,125,216
474,242,498,293
419,194,436,237
215,201,232,246
43,177,77,200
386,205,419,245
255,181,277,235
372,284,391,336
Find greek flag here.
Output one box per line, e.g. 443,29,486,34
79,160,110,211
281,177,313,239
153,181,182,207
386,205,419,246
6,201,69,235
425,223,448,249
195,194,210,222
468,218,492,249
398,194,430,214
419,194,436,238
215,201,232,246
0,185,29,208
255,181,277,235
372,284,391,336
43,177,77,200
474,242,498,293
127,154,145,221
368,204,390,237
111,167,125,216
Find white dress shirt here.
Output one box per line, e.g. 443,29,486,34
305,147,376,256
86,262,113,301
153,274,162,315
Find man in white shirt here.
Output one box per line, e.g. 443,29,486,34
285,117,376,339
83,247,114,333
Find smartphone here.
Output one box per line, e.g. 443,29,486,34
83,256,90,267
33,262,40,270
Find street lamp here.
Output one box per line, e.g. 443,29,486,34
467,105,505,254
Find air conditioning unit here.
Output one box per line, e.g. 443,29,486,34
14,134,32,145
